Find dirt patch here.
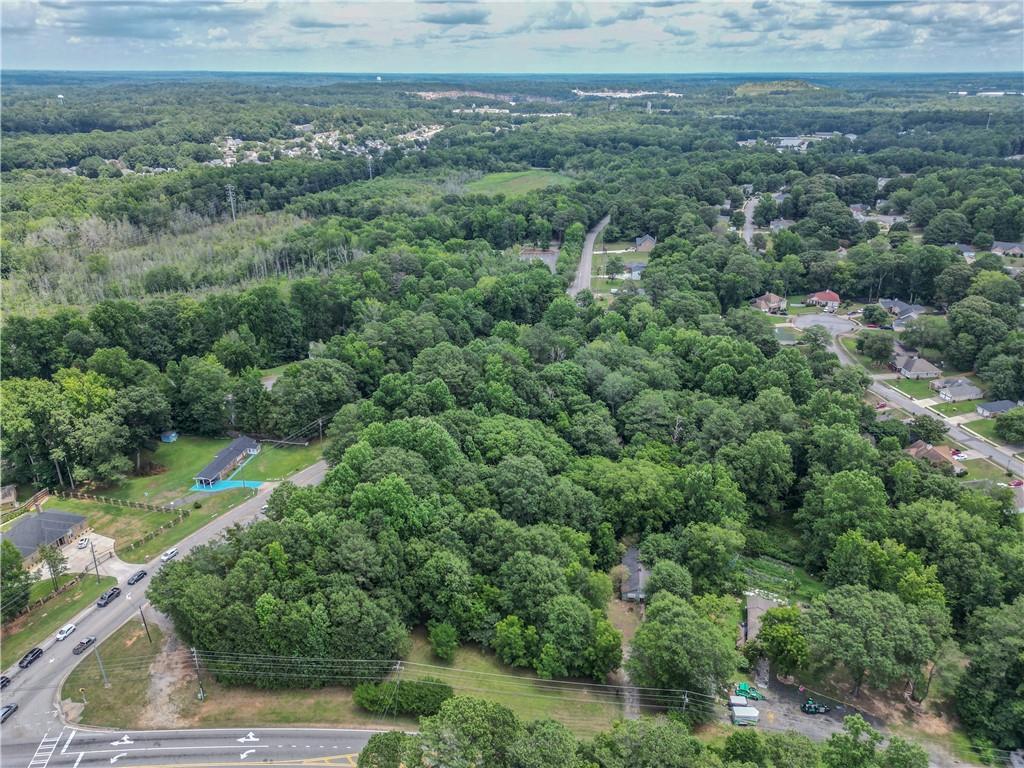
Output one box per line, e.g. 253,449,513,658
138,630,190,728
606,598,642,643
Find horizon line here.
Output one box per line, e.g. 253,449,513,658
4,68,1022,76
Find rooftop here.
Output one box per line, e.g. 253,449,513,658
2,509,85,558
194,436,260,482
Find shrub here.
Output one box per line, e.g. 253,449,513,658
357,731,411,768
353,678,454,717
428,621,458,662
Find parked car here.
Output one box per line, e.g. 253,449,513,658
56,623,77,641
0,676,9,690
1010,479,1023,487
127,569,147,585
160,548,179,563
72,636,97,655
18,648,43,669
77,538,89,549
0,704,17,723
96,587,122,607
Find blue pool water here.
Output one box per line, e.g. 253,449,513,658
190,479,263,492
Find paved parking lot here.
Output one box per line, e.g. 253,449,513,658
31,532,138,582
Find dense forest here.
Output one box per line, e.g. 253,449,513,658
1,73,1022,759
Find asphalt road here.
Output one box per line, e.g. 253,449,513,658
742,196,757,244
3,725,371,768
1,461,330,764
568,214,610,297
793,313,1024,478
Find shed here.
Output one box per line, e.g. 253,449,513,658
2,509,86,564
194,436,261,487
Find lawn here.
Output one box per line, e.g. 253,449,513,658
840,336,887,371
1,575,117,668
465,170,572,197
97,436,234,505
966,418,1000,442
932,400,983,417
591,251,648,276
51,488,250,563
959,458,1014,483
596,241,635,252
887,378,936,399
402,631,620,736
61,619,164,728
30,573,77,602
233,442,322,482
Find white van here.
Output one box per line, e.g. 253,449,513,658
731,706,760,726
160,548,179,562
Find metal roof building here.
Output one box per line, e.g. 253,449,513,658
194,436,260,486
2,509,86,560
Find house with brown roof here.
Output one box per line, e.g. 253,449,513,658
752,292,786,314
906,440,966,476
634,234,657,253
806,289,841,311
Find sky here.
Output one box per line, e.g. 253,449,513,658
2,0,1023,74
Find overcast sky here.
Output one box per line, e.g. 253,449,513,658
3,0,1022,73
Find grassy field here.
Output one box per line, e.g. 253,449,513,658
465,170,572,197
966,418,1000,442
97,436,232,505
123,489,250,563
402,631,620,736
596,241,635,252
61,619,165,727
774,326,804,345
30,573,76,602
959,458,1013,482
932,400,983,417
887,378,936,399
1,575,117,668
233,442,322,482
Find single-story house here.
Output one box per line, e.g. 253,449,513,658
879,298,927,329
621,546,649,602
976,400,1021,418
906,440,966,476
937,379,983,403
743,592,782,644
752,292,787,314
769,218,795,233
2,509,87,565
891,354,941,380
806,289,841,311
992,241,1024,257
194,436,261,487
950,243,977,258
634,234,657,253
623,262,647,280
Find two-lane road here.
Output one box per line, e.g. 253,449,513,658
1,461,330,760
568,214,610,297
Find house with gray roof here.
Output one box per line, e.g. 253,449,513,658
891,354,941,380
976,400,1022,418
937,379,983,403
2,509,86,564
194,436,260,487
992,241,1024,256
880,297,927,329
621,546,649,602
634,234,657,253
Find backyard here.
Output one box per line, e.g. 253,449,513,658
232,442,322,482
887,378,936,399
932,400,983,418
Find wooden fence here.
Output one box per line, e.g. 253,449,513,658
0,488,50,526
56,491,193,555
58,490,175,514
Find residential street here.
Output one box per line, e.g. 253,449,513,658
791,313,1024,479
568,214,610,297
742,196,757,245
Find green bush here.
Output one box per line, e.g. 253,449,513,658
357,731,410,768
353,677,454,717
428,621,458,661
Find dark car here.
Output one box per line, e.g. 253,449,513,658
127,569,147,585
18,648,43,669
0,676,9,690
72,636,97,656
96,587,122,607
0,704,17,723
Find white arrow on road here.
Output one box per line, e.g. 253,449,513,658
110,753,127,764
240,749,256,760
237,731,259,743
111,735,133,746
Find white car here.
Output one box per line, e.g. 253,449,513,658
56,623,76,641
77,538,89,549
160,548,179,563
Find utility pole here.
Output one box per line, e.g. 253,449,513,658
318,417,323,442
191,648,207,701
367,155,374,180
139,606,152,644
225,184,237,222
89,540,101,584
95,646,110,688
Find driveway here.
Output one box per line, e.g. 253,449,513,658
32,534,138,582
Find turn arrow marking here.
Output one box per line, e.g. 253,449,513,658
237,731,259,743
111,735,134,746
240,749,256,759
110,752,127,764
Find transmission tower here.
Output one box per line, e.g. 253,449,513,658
225,184,237,222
